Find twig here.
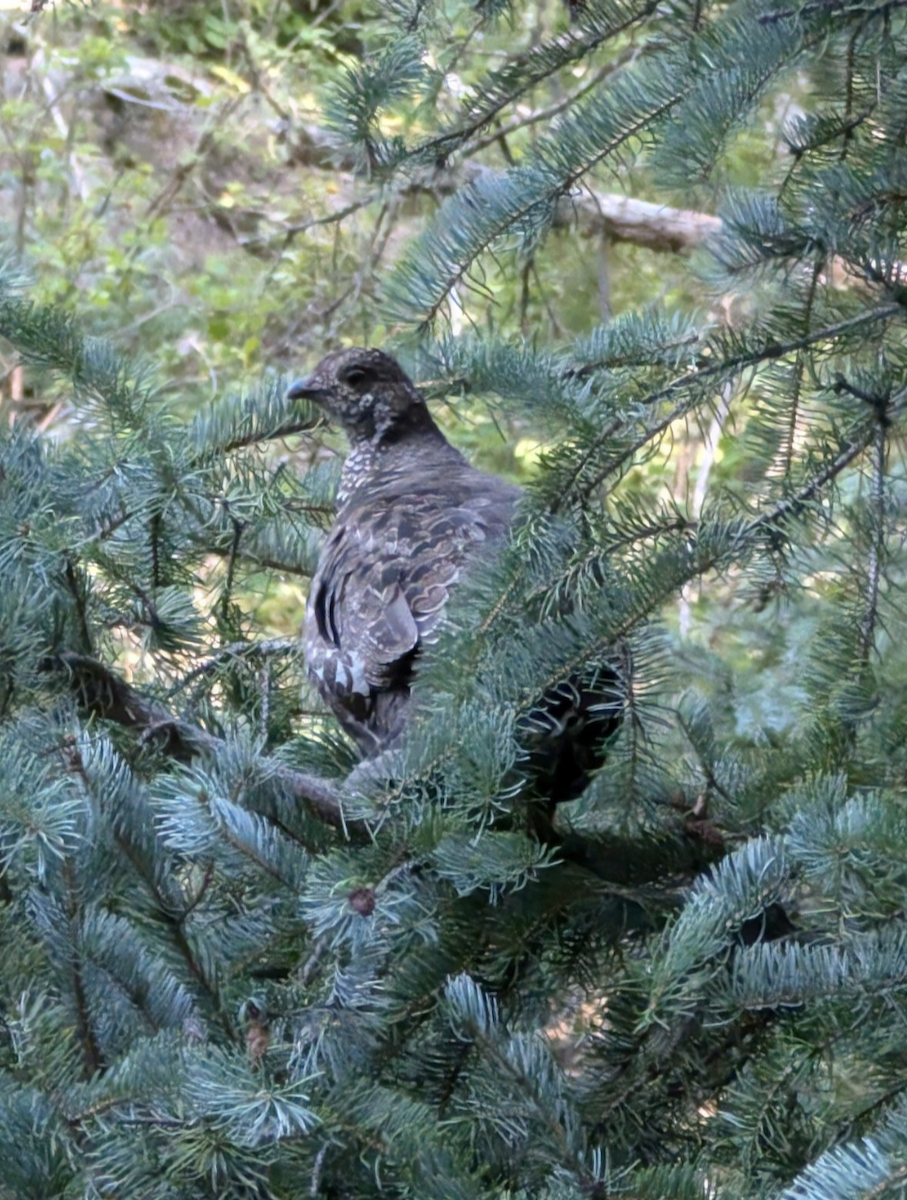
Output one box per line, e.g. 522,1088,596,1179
299,937,328,987
144,96,244,223
466,58,632,154
279,195,374,240
277,120,724,254
64,555,94,655
678,383,732,637
310,1143,329,1196
165,637,300,699
36,69,89,202
858,420,886,663
758,0,907,22
221,516,245,621
63,859,103,1076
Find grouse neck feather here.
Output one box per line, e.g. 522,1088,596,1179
336,419,460,505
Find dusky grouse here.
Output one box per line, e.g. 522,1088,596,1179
288,347,621,799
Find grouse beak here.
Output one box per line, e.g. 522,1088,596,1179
284,376,330,434
286,376,328,402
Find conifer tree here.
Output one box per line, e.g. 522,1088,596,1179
2,1,907,1198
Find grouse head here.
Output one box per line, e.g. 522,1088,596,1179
287,348,435,448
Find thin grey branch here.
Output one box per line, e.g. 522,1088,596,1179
44,652,352,831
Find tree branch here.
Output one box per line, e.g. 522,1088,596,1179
284,127,721,254
44,652,353,832
562,303,902,506
858,421,887,663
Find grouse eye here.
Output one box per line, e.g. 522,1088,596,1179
340,366,376,390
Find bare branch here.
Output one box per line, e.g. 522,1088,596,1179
554,187,722,251
285,126,721,254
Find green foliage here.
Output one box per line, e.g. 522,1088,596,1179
2,0,907,1198
324,34,432,170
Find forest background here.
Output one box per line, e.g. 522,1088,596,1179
2,1,907,1199
0,0,740,630
0,0,796,711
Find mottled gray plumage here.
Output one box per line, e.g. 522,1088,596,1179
288,348,522,755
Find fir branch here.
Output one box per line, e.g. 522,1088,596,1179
504,397,899,727
106,816,223,1015
744,391,902,537
562,303,902,506
443,973,589,1179
677,712,736,807
414,0,659,162
0,298,159,435
323,35,428,171
43,653,352,832
781,257,825,478
187,379,320,458
63,859,103,1077
385,54,689,328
